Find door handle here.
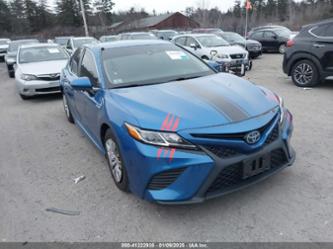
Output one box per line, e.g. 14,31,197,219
313,43,325,48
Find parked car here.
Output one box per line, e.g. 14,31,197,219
54,36,72,47
60,40,295,203
15,43,69,99
283,18,333,87
172,34,249,76
119,32,157,40
248,25,291,38
155,30,179,40
220,32,262,59
65,36,98,54
192,28,224,35
5,39,40,78
248,28,290,53
100,35,119,42
0,38,11,62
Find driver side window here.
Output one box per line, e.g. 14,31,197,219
185,37,200,48
69,48,82,75
79,49,100,88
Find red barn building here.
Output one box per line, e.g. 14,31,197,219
112,12,200,33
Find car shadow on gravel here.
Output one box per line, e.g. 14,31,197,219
24,93,62,103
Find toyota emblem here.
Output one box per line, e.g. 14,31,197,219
244,130,261,144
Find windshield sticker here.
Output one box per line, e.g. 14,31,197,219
113,79,123,84
166,51,188,60
48,48,60,54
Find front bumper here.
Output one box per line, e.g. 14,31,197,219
16,78,61,96
125,110,295,204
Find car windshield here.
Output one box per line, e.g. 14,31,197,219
158,31,178,37
8,40,39,52
196,35,229,47
222,33,245,43
55,37,70,45
102,43,214,88
131,34,157,40
73,38,96,48
19,46,68,63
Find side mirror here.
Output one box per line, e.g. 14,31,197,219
190,43,199,50
273,35,278,39
210,50,218,58
71,77,92,90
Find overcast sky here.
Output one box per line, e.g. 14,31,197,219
112,0,236,14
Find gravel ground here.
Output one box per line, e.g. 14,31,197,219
1,54,333,242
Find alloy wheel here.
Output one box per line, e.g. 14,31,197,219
105,138,123,183
293,63,313,85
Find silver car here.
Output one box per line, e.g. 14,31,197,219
15,43,69,99
0,38,11,61
65,36,98,54
172,34,249,74
5,39,39,78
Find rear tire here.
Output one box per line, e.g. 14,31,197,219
278,44,286,54
291,59,320,87
8,70,14,78
104,129,129,192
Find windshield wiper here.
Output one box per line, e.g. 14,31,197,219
172,75,203,82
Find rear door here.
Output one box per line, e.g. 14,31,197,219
309,22,333,75
263,31,278,50
250,31,265,48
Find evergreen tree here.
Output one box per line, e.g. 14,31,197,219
0,0,11,33
56,0,81,26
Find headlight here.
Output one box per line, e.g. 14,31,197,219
277,95,285,123
125,123,197,150
6,57,15,64
217,54,229,59
21,74,38,81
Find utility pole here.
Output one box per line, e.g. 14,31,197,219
79,0,89,36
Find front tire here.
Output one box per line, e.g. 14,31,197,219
62,94,74,123
20,94,31,100
104,129,129,192
291,59,319,87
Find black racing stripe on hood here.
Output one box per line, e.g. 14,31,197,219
181,82,249,122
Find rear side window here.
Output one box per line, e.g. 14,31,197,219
264,31,276,39
80,49,99,87
69,48,81,75
251,31,264,40
311,24,333,38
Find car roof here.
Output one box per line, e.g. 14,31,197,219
177,33,217,38
11,39,39,44
19,43,61,49
303,18,333,29
85,40,170,52
71,36,95,40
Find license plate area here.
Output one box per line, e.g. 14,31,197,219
243,153,271,179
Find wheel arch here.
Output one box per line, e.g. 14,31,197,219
287,52,322,76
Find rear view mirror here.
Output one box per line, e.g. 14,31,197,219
71,77,92,90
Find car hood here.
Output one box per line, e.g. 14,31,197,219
212,45,247,55
19,60,68,75
6,51,17,57
111,73,278,130
0,45,9,49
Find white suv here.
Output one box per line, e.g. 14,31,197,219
172,34,249,74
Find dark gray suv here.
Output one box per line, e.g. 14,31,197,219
283,19,333,87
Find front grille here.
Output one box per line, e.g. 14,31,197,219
147,167,186,190
206,148,288,195
191,116,276,140
230,53,245,59
35,87,60,93
37,75,60,81
265,125,279,145
204,145,239,159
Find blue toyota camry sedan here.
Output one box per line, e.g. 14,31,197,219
60,40,295,204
